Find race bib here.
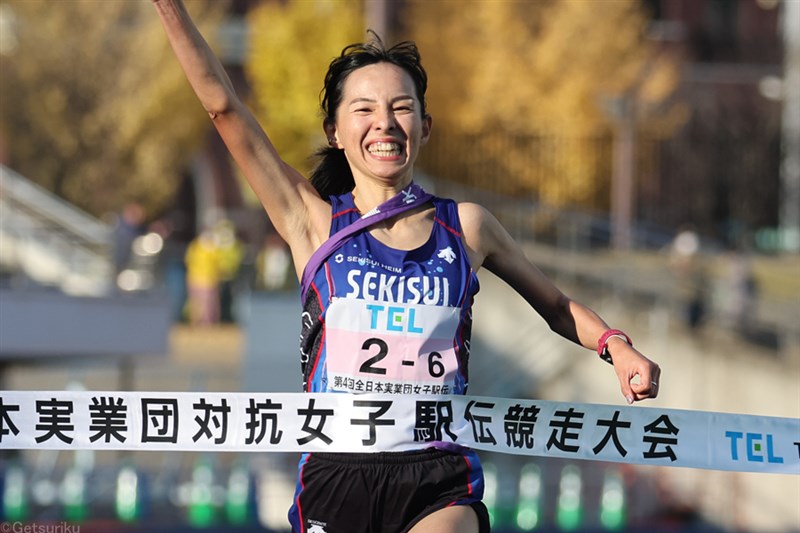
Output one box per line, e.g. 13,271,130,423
325,297,461,394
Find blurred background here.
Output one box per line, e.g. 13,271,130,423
0,0,798,532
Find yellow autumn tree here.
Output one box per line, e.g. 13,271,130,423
0,0,225,217
245,0,364,175
407,0,682,207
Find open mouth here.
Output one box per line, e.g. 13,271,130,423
367,141,403,157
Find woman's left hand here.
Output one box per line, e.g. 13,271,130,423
608,338,661,404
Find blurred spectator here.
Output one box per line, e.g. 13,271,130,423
255,232,293,291
185,228,222,326
184,218,245,326
112,202,146,276
668,228,709,332
721,249,759,334
150,217,189,322
214,219,244,322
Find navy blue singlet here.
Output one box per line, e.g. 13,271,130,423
299,192,480,395
289,191,487,533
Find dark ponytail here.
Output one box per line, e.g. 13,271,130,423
310,146,354,198
309,31,428,200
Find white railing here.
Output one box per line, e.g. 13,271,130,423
0,165,113,295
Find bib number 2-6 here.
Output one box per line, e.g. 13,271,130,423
359,337,446,378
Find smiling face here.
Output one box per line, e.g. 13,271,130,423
326,62,432,188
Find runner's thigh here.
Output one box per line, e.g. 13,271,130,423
407,505,479,533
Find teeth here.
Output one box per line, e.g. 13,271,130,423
368,142,402,156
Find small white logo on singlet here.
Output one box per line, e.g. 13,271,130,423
402,188,417,204
307,521,327,533
437,246,456,264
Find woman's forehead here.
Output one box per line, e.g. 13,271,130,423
341,63,417,101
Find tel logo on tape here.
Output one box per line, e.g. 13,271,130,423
725,431,784,464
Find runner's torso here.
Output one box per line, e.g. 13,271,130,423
299,192,480,395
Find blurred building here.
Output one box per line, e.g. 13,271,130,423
414,0,791,253
640,0,788,250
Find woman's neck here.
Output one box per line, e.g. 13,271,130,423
351,177,414,214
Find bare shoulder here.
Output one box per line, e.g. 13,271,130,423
456,201,492,232
456,200,524,272
456,201,496,269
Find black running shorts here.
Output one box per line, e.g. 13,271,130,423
288,448,490,533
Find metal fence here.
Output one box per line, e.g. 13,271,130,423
417,117,782,252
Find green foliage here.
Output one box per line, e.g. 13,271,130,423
0,0,225,217
245,0,364,176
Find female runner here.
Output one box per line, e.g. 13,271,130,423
152,2,661,531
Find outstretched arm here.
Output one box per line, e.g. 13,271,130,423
459,202,661,404
152,0,330,274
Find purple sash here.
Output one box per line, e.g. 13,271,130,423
300,183,434,303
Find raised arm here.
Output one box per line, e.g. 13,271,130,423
152,0,330,274
459,202,661,404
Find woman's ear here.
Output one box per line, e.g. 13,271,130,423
420,114,433,146
323,121,339,149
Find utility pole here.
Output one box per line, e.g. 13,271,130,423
365,0,390,42
780,0,800,252
610,95,636,251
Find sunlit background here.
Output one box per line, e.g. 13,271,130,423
0,0,798,532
